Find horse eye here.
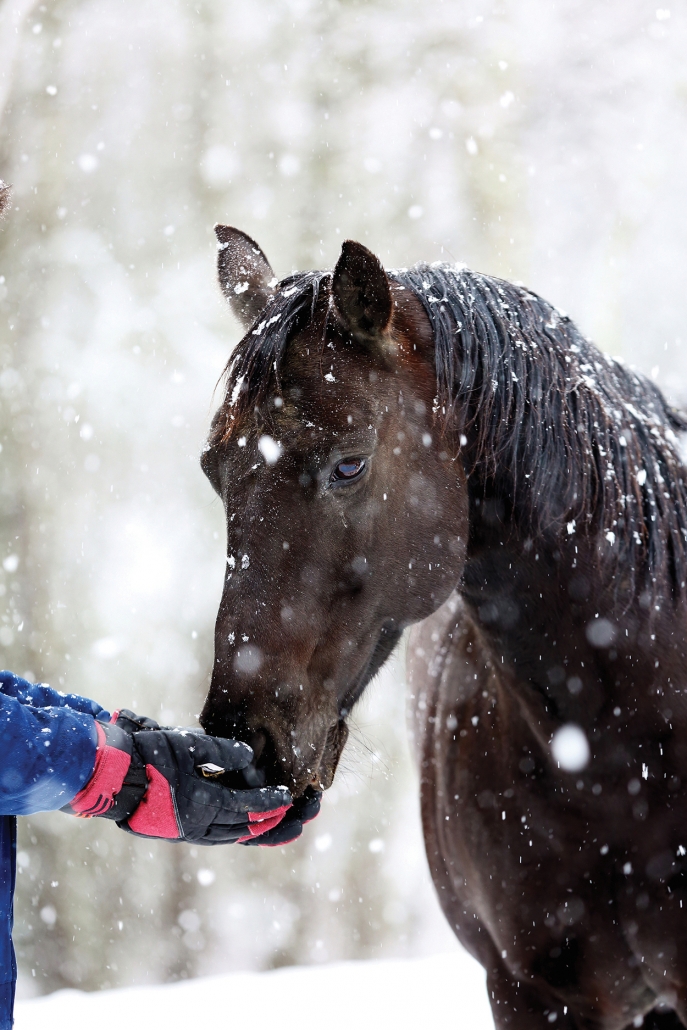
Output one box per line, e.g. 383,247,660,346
331,459,366,484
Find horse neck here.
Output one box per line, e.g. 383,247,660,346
457,471,662,727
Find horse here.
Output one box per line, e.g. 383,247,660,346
199,225,687,1030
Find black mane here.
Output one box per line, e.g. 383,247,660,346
214,262,687,599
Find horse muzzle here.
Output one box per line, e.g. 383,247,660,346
247,717,349,797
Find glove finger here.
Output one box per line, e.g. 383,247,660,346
292,789,321,823
134,730,253,777
241,818,304,847
197,823,247,845
117,820,183,843
242,789,321,847
178,781,291,821
233,804,291,843
240,793,311,846
113,709,161,733
187,733,255,772
213,784,292,815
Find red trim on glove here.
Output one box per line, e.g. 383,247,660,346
254,798,320,847
70,723,131,818
127,764,181,839
237,804,291,843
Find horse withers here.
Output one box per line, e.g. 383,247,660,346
200,225,687,1030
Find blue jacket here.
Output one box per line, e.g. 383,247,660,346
0,671,108,1029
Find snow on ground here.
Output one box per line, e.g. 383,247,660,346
15,950,493,1030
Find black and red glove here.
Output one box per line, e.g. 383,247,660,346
63,711,293,845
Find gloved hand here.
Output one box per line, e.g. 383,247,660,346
240,787,321,847
64,711,292,845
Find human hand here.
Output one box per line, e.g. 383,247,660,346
65,719,292,845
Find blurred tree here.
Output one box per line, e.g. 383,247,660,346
0,0,41,126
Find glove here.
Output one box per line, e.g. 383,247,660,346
64,711,293,845
240,787,321,847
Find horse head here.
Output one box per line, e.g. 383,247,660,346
200,228,468,795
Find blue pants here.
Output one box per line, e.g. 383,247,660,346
0,817,16,1030
0,671,107,1028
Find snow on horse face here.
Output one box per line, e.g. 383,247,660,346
201,226,687,1030
200,229,468,794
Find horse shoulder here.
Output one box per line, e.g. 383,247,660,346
406,591,486,762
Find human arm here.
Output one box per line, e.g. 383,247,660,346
0,671,301,844
0,670,103,815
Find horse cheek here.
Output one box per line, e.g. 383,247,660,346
402,469,468,622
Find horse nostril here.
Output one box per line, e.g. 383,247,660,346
248,727,284,788
242,763,266,788
249,730,267,765
239,729,268,787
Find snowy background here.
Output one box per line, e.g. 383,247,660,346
14,952,493,1029
1,0,687,1010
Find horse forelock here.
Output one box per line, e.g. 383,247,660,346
210,269,332,446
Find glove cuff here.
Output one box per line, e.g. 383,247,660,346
66,722,135,818
105,750,148,821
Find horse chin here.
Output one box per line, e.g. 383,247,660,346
280,717,349,798
310,719,349,793
232,714,347,798
284,629,391,795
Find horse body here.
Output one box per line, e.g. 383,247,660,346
201,228,687,1029
410,549,687,1027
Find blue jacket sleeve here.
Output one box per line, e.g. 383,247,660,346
0,671,111,816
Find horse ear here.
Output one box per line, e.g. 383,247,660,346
0,182,11,220
332,240,392,339
214,225,276,330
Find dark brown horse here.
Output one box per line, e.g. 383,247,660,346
200,226,687,1030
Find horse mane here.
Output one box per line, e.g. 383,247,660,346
213,261,687,600
400,264,687,598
